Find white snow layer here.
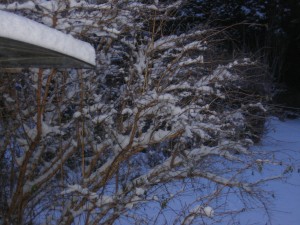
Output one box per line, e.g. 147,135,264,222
191,205,214,218
0,10,96,66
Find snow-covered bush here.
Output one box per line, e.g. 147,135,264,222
0,1,276,224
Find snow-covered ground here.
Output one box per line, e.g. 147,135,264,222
237,117,300,225
116,118,300,225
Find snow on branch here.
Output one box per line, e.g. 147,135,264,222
0,1,276,224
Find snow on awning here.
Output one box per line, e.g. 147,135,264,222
0,10,96,68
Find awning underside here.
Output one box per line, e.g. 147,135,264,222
0,37,95,69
